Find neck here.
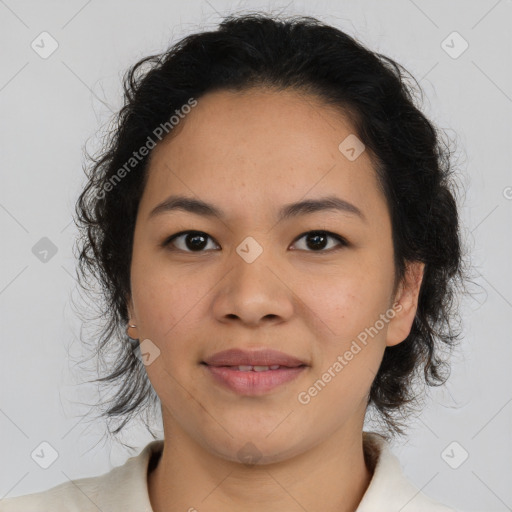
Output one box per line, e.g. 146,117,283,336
148,422,373,512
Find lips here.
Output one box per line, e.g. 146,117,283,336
201,348,308,395
222,364,284,371
202,348,307,368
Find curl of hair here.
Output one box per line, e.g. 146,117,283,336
73,12,471,440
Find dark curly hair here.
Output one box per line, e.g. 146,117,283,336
72,12,471,442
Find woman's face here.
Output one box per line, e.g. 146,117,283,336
128,88,423,463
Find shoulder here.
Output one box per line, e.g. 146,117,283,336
357,432,457,512
0,440,163,512
0,477,103,512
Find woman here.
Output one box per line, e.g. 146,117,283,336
1,12,468,512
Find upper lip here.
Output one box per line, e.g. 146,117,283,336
202,348,308,367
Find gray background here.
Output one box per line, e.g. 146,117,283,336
1,1,511,511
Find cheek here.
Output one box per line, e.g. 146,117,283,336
130,256,208,346
131,269,208,395
299,262,392,343
297,271,390,416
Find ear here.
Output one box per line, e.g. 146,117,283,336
125,293,139,337
386,261,425,347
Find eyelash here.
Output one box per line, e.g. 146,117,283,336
161,230,349,254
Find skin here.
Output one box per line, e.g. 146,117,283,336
126,87,424,512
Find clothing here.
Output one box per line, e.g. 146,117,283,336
0,432,455,511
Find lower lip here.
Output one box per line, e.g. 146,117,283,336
202,364,306,395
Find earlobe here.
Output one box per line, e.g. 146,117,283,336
386,261,425,347
125,295,139,339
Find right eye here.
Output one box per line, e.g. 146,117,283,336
162,230,220,252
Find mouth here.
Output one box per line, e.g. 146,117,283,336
201,348,309,395
203,364,303,371
202,348,308,368
201,364,307,395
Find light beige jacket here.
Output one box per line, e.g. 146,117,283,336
0,432,456,511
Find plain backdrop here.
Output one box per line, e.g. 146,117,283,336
1,1,511,511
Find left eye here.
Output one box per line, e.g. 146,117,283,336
163,231,220,252
291,230,348,252
162,230,348,253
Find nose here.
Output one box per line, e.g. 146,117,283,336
211,243,295,328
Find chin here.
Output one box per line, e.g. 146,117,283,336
211,439,305,466
196,423,309,466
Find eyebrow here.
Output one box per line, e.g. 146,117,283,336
148,194,366,223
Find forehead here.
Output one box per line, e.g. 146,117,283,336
140,88,387,223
